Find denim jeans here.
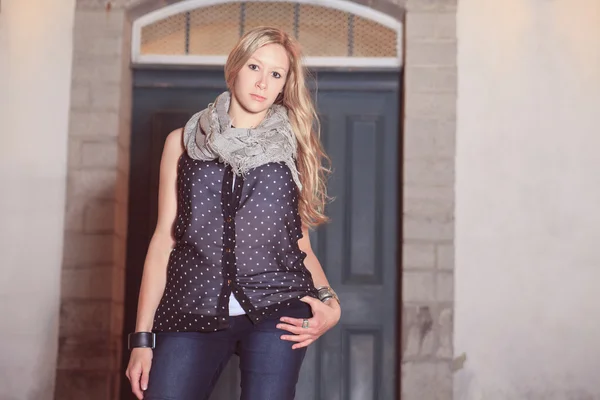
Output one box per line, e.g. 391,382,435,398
144,302,312,400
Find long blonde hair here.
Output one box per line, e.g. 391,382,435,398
224,27,331,229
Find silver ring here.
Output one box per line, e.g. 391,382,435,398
302,319,309,329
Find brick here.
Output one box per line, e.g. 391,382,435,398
119,68,133,107
88,83,121,111
70,109,119,138
115,170,129,204
404,196,453,220
402,361,453,400
404,118,456,160
402,362,436,399
63,233,114,267
404,185,454,205
118,114,131,148
85,200,115,232
73,55,124,85
114,201,128,237
405,40,457,66
436,272,453,302
404,158,454,186
404,93,456,120
70,81,91,109
403,242,435,269
64,196,85,232
61,268,113,299
403,271,435,302
436,244,454,270
74,33,123,58
113,235,127,269
73,8,126,36
402,305,435,358
406,0,457,12
68,169,118,199
54,370,111,400
404,215,454,241
56,335,119,371
436,308,453,359
117,143,129,173
68,138,82,168
406,12,456,40
374,0,406,20
81,141,119,168
406,66,457,93
59,300,112,336
111,302,124,336
112,266,125,303
435,361,453,399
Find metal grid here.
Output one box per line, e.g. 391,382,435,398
189,3,241,56
141,13,187,55
139,1,397,59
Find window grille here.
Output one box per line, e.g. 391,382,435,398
132,0,402,68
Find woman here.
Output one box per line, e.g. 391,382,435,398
125,26,341,400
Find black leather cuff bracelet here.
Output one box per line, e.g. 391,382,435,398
128,332,156,350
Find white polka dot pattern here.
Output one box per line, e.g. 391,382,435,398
152,154,318,332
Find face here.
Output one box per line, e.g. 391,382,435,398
231,43,290,115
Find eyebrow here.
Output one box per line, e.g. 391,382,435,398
248,57,288,73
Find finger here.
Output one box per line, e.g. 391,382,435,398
299,296,320,306
140,362,151,392
279,316,305,327
280,333,313,342
129,367,144,399
277,322,316,335
292,338,314,350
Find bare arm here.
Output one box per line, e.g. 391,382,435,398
297,225,340,310
134,128,184,332
278,224,340,350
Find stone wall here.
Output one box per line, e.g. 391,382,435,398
402,0,457,398
56,0,457,399
55,7,132,400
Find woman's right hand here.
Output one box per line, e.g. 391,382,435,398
125,348,153,399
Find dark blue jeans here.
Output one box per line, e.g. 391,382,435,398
144,303,312,400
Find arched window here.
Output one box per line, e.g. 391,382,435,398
131,0,402,68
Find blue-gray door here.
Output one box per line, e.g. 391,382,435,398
121,69,400,400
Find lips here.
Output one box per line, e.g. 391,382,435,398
250,94,266,102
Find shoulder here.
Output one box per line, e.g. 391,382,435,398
163,128,185,158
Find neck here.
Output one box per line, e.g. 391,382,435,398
228,93,268,129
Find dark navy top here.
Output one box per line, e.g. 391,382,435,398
152,153,318,332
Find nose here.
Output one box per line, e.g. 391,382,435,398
257,79,267,90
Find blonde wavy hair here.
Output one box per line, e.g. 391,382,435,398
224,26,332,228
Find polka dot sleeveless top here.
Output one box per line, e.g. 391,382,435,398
152,153,318,332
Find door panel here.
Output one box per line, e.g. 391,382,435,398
121,69,400,400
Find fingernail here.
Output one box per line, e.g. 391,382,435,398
276,324,282,329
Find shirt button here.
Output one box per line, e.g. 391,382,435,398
225,248,231,253
226,217,233,223
227,279,232,284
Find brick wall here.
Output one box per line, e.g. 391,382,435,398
56,8,132,400
402,0,457,398
57,0,457,399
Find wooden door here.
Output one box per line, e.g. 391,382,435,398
120,68,400,400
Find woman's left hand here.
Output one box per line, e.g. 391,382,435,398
277,296,341,349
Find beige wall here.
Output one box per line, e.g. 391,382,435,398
455,1,600,398
0,0,75,398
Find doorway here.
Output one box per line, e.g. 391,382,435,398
120,67,401,399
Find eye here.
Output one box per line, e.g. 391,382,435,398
272,72,282,79
248,64,259,71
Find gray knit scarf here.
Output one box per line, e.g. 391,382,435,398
182,91,302,190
